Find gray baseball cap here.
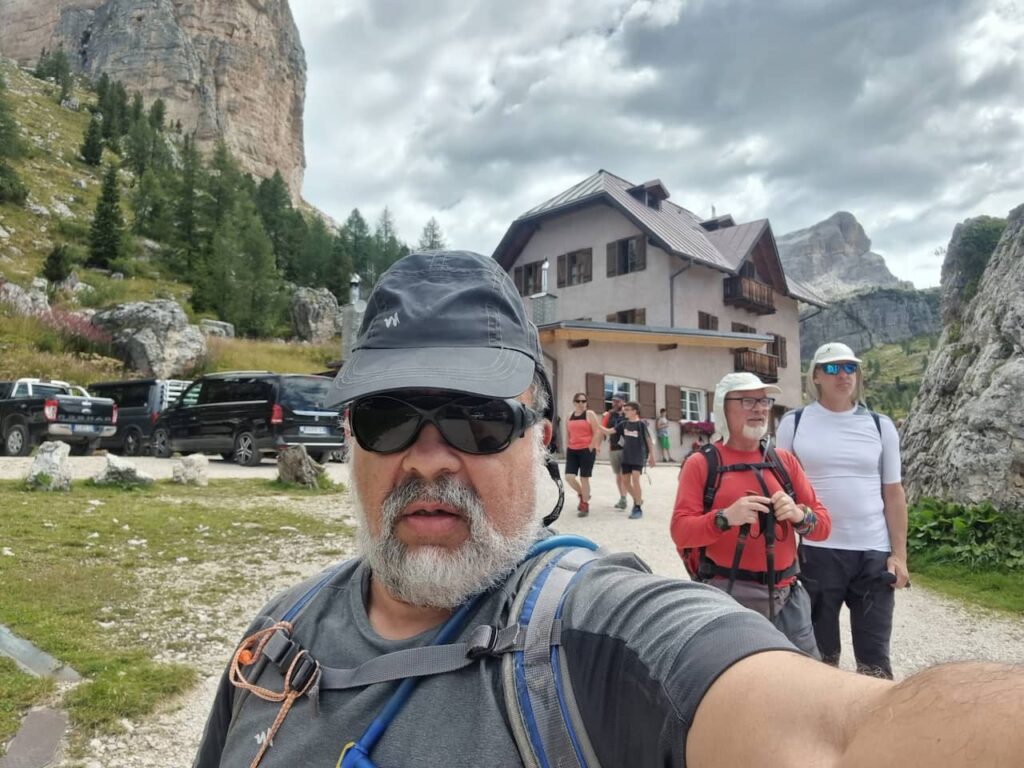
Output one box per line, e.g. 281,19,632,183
329,250,548,406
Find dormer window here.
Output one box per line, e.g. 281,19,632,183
627,179,670,210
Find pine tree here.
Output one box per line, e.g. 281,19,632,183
129,92,144,125
295,216,333,287
80,114,104,165
42,244,74,284
173,135,201,273
371,207,406,284
148,98,166,131
87,164,126,269
342,209,373,285
0,75,27,205
124,116,154,176
95,73,110,105
255,170,296,274
131,168,172,240
417,217,447,250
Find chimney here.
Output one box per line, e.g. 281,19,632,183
341,274,366,364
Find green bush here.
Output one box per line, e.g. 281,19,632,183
909,498,1024,570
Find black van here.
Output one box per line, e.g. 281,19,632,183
88,379,191,455
150,372,344,465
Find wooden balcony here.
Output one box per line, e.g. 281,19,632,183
734,350,779,382
723,276,776,315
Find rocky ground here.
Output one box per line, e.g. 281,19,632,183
0,457,1021,766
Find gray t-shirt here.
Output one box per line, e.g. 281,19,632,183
195,548,794,767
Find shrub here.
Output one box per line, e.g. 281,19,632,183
42,244,74,284
908,498,1024,571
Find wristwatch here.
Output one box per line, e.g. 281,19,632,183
794,505,816,535
713,509,730,531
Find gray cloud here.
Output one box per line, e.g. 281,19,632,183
292,0,1024,288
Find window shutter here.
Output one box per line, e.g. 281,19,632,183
514,266,525,296
557,253,566,288
636,236,647,271
638,380,656,419
606,242,616,277
582,249,592,282
705,391,714,421
711,314,719,331
665,385,682,421
606,312,617,323
636,307,646,325
779,335,788,368
586,373,605,412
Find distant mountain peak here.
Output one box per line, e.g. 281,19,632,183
777,211,911,301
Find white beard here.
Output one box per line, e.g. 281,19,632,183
741,422,768,442
352,437,546,610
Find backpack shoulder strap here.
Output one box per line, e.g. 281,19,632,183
502,546,603,768
698,442,721,512
763,444,795,498
791,406,804,439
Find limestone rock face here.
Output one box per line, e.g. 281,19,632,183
290,287,340,343
0,0,306,198
778,212,912,301
0,280,49,315
91,299,206,378
798,287,941,361
901,206,1024,511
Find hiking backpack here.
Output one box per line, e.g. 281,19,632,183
226,535,604,768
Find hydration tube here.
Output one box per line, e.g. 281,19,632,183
338,534,598,767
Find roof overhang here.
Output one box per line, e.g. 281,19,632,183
537,321,772,350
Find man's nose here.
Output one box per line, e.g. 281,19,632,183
400,422,463,479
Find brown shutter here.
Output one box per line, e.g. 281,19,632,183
779,335,788,368
606,242,616,277
637,380,656,419
586,373,605,412
636,307,646,325
665,385,682,421
636,235,647,271
705,391,714,421
711,314,719,331
514,266,525,295
606,312,617,323
557,253,566,288
582,249,592,282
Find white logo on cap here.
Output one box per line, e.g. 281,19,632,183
383,312,400,329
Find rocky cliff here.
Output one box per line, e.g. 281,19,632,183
0,0,306,198
901,210,1024,511
799,287,941,360
778,211,912,301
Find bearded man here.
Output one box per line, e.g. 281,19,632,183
195,251,1024,768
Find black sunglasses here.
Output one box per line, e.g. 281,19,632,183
350,394,541,455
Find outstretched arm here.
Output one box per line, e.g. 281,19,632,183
688,651,1024,767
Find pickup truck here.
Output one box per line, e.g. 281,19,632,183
0,378,117,456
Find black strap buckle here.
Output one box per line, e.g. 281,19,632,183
466,625,498,659
286,652,318,692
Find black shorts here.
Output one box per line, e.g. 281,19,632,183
565,448,596,477
620,463,644,475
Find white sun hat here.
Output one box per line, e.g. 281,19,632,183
712,372,782,443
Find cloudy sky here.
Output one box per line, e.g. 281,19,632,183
291,0,1024,289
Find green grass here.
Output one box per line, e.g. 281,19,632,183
909,553,1024,615
202,336,338,374
0,478,352,749
858,335,938,419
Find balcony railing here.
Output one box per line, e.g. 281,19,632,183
723,276,776,315
734,350,779,382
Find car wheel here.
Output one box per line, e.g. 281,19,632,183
306,450,326,463
233,430,261,466
122,427,143,457
70,440,98,457
3,422,30,457
151,427,172,458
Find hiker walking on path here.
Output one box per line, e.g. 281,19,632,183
564,392,602,517
671,372,831,655
656,408,674,462
599,401,656,519
195,251,1024,768
601,392,630,509
776,342,908,679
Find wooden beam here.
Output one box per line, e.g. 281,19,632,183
657,343,678,351
538,326,767,350
568,339,590,348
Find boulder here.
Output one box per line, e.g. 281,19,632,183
172,454,209,487
199,319,235,338
91,299,207,378
26,442,72,492
901,208,1023,511
27,201,50,217
0,224,9,239
50,200,74,219
91,454,154,489
277,445,326,488
0,280,49,315
290,287,340,343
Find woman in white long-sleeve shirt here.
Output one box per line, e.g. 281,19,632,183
775,342,908,679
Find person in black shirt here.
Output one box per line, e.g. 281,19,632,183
600,401,656,519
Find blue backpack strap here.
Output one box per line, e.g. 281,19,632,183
502,543,602,768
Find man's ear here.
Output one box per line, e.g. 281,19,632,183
542,419,553,446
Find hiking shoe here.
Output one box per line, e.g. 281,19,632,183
577,500,589,517
614,497,628,510
629,505,643,519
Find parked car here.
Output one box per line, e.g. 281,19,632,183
87,378,191,456
0,378,117,456
150,372,344,465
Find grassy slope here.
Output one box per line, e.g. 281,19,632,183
856,335,937,420
0,60,338,382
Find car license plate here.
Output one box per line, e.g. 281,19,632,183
72,424,97,433
300,426,329,435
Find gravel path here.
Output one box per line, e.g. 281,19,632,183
0,457,1018,765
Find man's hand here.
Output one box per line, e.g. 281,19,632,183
887,555,910,588
722,495,769,527
647,454,656,468
770,490,805,524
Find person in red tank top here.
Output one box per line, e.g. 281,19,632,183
564,392,602,516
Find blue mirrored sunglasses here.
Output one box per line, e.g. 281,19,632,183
821,362,858,375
